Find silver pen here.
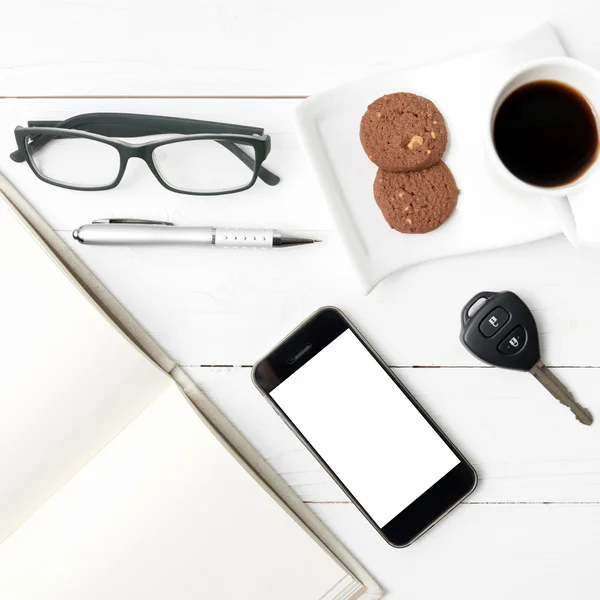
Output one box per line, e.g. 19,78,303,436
73,219,320,249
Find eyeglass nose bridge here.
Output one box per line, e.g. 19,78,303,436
119,143,150,162
117,144,155,171
112,144,156,187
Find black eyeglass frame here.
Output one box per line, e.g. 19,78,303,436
11,113,280,196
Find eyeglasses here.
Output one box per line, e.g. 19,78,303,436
10,112,280,195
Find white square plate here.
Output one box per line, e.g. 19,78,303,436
296,25,566,293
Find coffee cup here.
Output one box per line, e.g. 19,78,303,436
486,57,600,247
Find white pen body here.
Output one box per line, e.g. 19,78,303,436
73,224,275,248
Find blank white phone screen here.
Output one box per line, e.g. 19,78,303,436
270,329,460,527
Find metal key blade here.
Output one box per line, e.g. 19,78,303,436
529,361,593,426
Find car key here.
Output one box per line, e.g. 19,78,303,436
459,290,593,426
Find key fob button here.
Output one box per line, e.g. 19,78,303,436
478,307,509,337
498,326,526,355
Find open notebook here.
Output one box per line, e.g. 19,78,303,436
0,187,374,600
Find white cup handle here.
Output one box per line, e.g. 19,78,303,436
550,171,600,247
550,196,578,245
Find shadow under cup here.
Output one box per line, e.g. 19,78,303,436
492,61,600,190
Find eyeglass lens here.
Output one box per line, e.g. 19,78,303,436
26,134,121,189
152,139,256,193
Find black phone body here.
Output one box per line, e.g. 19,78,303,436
252,307,477,547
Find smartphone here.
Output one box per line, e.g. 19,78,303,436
252,307,477,547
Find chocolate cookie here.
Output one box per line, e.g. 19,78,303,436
373,161,459,234
360,93,448,172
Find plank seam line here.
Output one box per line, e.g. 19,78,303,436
304,501,600,505
0,95,308,100
182,364,600,369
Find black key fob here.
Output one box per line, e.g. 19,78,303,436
460,291,540,371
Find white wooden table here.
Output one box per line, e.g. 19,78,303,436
2,1,600,598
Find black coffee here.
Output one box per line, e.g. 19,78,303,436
493,80,598,187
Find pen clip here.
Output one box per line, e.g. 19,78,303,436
92,218,174,226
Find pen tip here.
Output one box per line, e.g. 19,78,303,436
275,233,321,247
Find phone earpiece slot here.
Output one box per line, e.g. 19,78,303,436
287,343,312,364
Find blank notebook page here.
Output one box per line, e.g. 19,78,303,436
0,383,352,600
0,195,171,543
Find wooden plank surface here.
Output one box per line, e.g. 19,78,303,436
312,503,600,600
57,232,600,367
0,0,599,96
190,366,600,504
2,2,600,598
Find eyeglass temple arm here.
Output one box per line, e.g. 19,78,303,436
11,113,280,186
